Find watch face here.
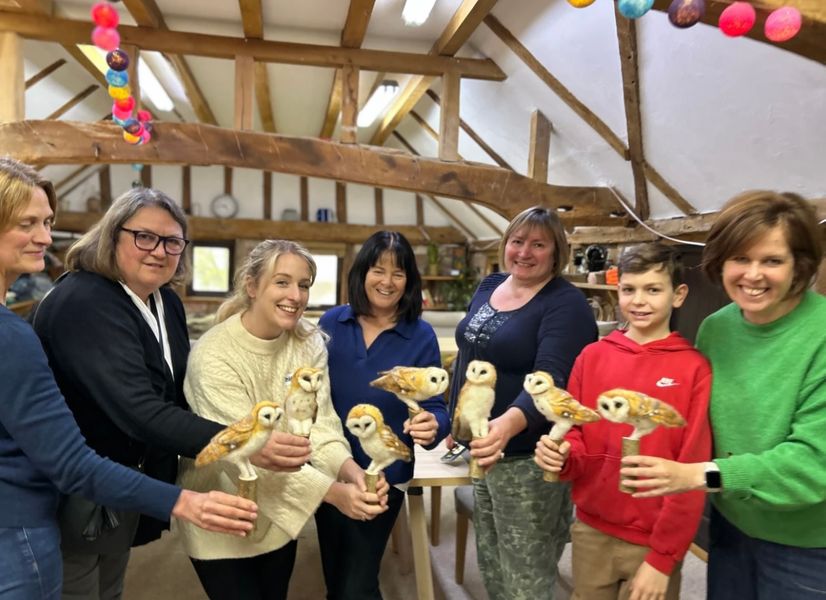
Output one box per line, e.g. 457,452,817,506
706,469,722,490
210,193,239,219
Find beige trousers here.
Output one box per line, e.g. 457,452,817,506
570,520,682,600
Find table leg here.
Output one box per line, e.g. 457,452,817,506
391,496,413,575
407,487,434,600
430,486,441,546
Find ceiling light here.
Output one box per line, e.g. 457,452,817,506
357,80,399,128
403,0,438,26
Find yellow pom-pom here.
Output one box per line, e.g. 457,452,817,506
108,84,131,100
568,0,596,7
122,130,141,144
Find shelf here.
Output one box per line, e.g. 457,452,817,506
571,282,617,291
422,275,459,281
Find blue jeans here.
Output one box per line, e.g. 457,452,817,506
708,506,826,599
0,525,62,599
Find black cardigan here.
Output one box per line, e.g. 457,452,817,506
33,270,223,544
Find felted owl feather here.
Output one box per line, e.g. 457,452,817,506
452,360,497,441
285,366,323,436
345,404,412,474
596,388,685,440
523,371,600,440
195,400,284,479
369,366,449,415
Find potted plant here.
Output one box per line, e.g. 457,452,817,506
426,243,440,277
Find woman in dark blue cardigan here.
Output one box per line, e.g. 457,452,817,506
0,158,257,600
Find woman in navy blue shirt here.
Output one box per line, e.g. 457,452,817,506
317,231,450,600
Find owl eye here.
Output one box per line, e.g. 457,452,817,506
614,400,623,409
430,376,438,383
480,370,487,375
302,376,310,382
600,401,610,411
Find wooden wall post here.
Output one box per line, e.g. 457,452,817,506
528,109,551,183
299,176,309,220
0,32,24,122
439,71,460,161
234,55,255,130
263,171,272,219
121,43,140,110
182,165,192,214
374,188,384,225
335,181,347,223
340,65,359,144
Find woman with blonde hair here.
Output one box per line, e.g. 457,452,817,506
178,239,388,600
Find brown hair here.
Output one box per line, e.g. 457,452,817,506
702,191,822,297
618,243,685,287
498,206,569,279
0,157,57,232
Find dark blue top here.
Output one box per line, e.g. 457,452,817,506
0,305,179,528
449,273,597,456
319,305,450,485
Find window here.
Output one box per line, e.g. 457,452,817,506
187,241,234,297
309,254,339,309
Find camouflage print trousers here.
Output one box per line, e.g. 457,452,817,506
472,456,573,600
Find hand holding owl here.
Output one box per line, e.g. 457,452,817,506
285,366,322,437
403,410,439,447
346,403,412,493
523,371,600,482
452,360,497,479
369,365,449,418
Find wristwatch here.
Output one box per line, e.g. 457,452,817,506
704,462,722,492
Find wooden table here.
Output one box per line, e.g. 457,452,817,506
407,441,472,600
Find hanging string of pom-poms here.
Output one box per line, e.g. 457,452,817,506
90,1,154,147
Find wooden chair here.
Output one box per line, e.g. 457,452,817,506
453,485,474,584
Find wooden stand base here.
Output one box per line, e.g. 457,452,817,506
468,436,485,479
238,475,258,534
619,437,639,494
365,471,379,494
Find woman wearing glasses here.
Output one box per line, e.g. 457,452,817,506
32,187,312,599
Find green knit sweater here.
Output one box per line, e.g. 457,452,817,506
697,290,826,547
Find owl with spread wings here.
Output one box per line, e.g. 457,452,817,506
369,366,449,415
596,388,685,440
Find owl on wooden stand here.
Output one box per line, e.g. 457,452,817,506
285,366,323,437
596,388,685,493
345,404,412,493
523,371,601,482
195,401,284,505
369,365,449,419
452,360,497,479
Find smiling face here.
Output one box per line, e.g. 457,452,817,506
619,266,687,344
364,251,406,318
243,252,312,340
0,187,53,294
722,225,799,325
503,226,555,286
115,205,183,302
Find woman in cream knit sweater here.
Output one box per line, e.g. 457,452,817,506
178,240,388,600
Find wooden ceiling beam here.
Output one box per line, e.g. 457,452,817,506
0,31,23,122
121,0,217,125
651,0,826,67
320,0,376,138
239,0,276,133
45,84,97,120
55,211,466,246
1,120,616,221
25,57,64,88
528,109,551,183
0,10,504,80
369,0,499,145
568,213,718,245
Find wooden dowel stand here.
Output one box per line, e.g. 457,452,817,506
365,471,379,494
468,436,485,479
407,405,423,420
238,474,259,533
543,435,564,483
619,437,639,493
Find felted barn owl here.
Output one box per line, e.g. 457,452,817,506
523,371,600,440
195,401,284,479
452,360,497,441
596,388,685,440
285,366,323,436
369,366,449,415
345,404,412,474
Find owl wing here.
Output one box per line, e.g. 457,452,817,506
371,368,418,397
451,382,472,440
552,395,600,424
642,396,686,428
380,424,412,462
194,413,256,467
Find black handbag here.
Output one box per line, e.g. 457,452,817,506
57,493,141,554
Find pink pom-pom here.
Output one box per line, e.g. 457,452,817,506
718,2,755,37
91,2,119,28
136,109,153,123
765,6,802,42
92,26,120,52
138,131,151,145
114,96,136,113
112,103,132,121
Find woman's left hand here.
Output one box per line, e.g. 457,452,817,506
404,410,438,447
172,490,258,537
620,455,706,498
339,459,389,508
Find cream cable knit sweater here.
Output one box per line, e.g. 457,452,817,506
176,313,352,560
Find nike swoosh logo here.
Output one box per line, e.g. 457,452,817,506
656,378,679,388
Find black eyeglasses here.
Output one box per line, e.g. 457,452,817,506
120,227,190,255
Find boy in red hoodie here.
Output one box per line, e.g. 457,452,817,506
535,243,711,600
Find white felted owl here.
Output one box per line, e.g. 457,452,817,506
285,366,323,436
195,400,284,479
452,360,497,441
345,404,412,474
523,371,601,440
596,388,685,440
369,366,449,414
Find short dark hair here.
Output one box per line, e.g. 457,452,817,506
702,191,822,298
618,243,685,287
348,231,422,322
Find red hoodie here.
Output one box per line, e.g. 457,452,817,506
562,330,711,575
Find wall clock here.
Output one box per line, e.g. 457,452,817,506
210,193,239,219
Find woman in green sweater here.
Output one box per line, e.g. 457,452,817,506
619,191,826,599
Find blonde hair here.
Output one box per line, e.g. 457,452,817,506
498,206,570,278
215,239,318,340
0,157,57,232
65,187,189,285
